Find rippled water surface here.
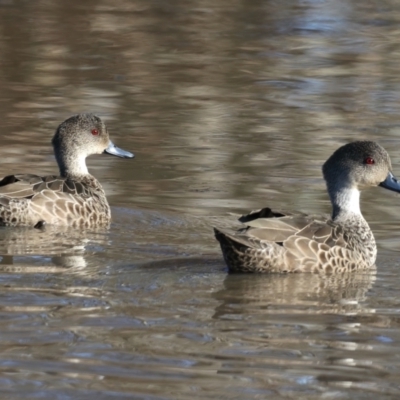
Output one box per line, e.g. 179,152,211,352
2,0,400,398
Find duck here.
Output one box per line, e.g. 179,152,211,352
214,141,400,273
0,113,134,228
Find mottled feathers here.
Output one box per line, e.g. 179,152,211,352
214,207,373,274
0,174,110,228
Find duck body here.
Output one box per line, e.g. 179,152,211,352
215,141,400,273
0,114,134,228
215,207,375,273
0,174,110,228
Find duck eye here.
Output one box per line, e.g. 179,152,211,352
364,157,375,165
91,128,99,136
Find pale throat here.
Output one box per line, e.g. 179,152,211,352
73,155,89,176
59,154,89,177
331,186,361,220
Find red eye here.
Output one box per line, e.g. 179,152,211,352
91,128,99,136
365,157,375,165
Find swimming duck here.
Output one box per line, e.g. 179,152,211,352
0,113,134,228
214,141,400,273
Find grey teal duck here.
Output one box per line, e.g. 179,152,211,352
0,114,134,228
214,141,400,273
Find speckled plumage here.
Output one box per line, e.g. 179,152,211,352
215,141,400,273
0,114,134,228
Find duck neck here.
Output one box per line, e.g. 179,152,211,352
56,152,89,178
329,186,362,222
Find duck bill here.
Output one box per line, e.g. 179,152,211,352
379,171,400,193
104,141,134,159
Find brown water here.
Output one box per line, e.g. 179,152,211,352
1,0,400,398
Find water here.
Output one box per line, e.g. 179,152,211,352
1,0,400,398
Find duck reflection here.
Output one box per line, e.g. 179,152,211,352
212,270,376,320
0,225,109,271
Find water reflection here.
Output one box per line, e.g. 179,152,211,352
0,225,107,274
1,0,400,219
213,272,377,319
